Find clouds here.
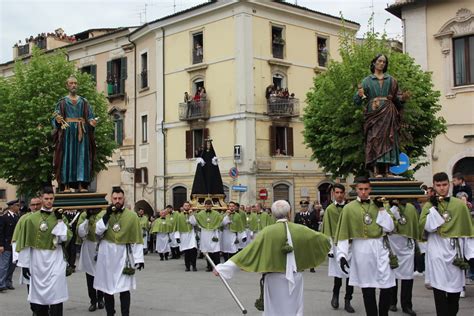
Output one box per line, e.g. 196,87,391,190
0,0,401,63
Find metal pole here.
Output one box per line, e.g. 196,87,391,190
204,253,247,314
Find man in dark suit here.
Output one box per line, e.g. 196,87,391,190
0,199,20,292
294,200,319,272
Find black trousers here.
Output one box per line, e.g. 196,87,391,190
66,234,77,268
31,303,63,316
206,252,220,269
333,277,354,300
433,287,460,316
184,248,197,269
222,252,236,262
390,279,413,309
104,291,130,316
361,287,391,316
171,246,181,259
159,252,169,260
86,273,104,305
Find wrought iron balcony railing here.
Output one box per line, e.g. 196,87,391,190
179,99,210,121
267,97,299,117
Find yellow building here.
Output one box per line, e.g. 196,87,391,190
129,0,359,209
387,0,474,188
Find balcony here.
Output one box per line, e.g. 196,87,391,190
267,97,299,117
179,100,210,121
17,44,30,56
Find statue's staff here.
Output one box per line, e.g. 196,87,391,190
204,252,247,314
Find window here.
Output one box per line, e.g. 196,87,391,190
453,35,474,86
185,128,209,159
106,57,127,96
17,44,29,56
317,37,328,67
273,183,289,202
272,73,286,90
140,52,148,89
272,26,285,59
192,32,203,64
81,65,97,83
172,186,187,210
141,115,148,143
269,125,293,156
0,189,6,200
112,112,124,146
134,167,149,185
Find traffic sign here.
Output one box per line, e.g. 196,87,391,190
232,185,247,192
389,152,410,175
259,188,268,200
229,167,239,179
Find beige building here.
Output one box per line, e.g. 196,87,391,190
129,0,359,209
387,0,474,188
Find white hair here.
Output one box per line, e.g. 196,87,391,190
271,200,290,219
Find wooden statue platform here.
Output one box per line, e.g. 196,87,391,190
53,192,109,210
348,177,427,201
190,194,228,211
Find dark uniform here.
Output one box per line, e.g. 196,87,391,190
0,200,20,291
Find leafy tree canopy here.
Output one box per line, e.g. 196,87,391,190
0,48,116,196
303,25,446,178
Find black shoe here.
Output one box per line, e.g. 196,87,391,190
310,268,315,273
344,300,355,313
402,307,416,316
6,285,15,290
389,305,398,312
98,301,104,309
160,257,164,261
185,268,190,272
0,287,6,292
192,267,197,271
88,304,97,312
331,295,339,309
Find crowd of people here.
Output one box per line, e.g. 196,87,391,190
0,172,473,315
183,86,207,118
14,29,77,48
265,84,296,100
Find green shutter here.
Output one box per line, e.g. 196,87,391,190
120,57,127,80
91,64,97,83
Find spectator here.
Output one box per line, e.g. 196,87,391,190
200,87,207,101
452,172,472,202
193,87,201,102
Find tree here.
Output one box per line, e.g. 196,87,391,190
303,26,446,178
0,48,116,196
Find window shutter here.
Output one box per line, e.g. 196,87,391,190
143,168,148,184
91,64,97,83
134,168,142,183
269,125,276,156
120,57,128,80
185,130,193,159
203,128,209,141
286,127,294,156
117,120,123,146
106,61,112,80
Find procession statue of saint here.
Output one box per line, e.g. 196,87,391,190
52,75,97,193
354,54,409,177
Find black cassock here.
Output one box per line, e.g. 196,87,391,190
191,144,224,196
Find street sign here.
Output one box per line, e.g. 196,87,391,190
232,185,247,192
229,167,239,179
259,188,268,200
389,152,410,175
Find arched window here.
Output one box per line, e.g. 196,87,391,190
453,157,474,191
317,182,333,209
273,183,290,203
172,186,187,210
272,72,286,89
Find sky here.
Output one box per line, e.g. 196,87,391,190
0,0,402,63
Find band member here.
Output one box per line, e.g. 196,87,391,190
77,209,105,312
189,199,224,271
215,200,330,315
420,172,474,316
322,184,355,313
16,187,72,316
221,201,246,261
150,210,171,261
335,177,396,316
174,201,198,271
94,187,144,316
387,200,419,316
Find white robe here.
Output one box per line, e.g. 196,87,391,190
174,230,197,252
220,215,247,254
328,238,350,278
189,215,221,253
77,220,98,276
17,222,69,305
217,260,303,316
155,233,171,254
388,234,415,280
93,219,144,295
337,209,395,289
424,207,470,293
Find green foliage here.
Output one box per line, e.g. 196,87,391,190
303,23,446,178
0,48,116,196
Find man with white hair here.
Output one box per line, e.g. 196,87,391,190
214,200,330,315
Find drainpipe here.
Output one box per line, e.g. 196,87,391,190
127,34,137,205
161,27,167,207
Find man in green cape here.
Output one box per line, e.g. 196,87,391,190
94,187,144,316
240,204,257,247
387,199,419,316
335,177,396,316
150,210,172,260
220,201,247,261
214,200,330,315
77,209,105,312
420,172,474,316
174,201,198,271
137,208,150,255
321,183,355,313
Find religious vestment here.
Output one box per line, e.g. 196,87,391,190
150,216,172,255
335,199,396,288
174,212,197,251
138,215,150,251
11,212,32,285
216,220,330,316
419,197,474,293
77,211,105,277
16,210,72,305
221,212,246,255
94,209,144,295
240,211,257,247
190,210,224,253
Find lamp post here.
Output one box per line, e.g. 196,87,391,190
117,156,135,173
